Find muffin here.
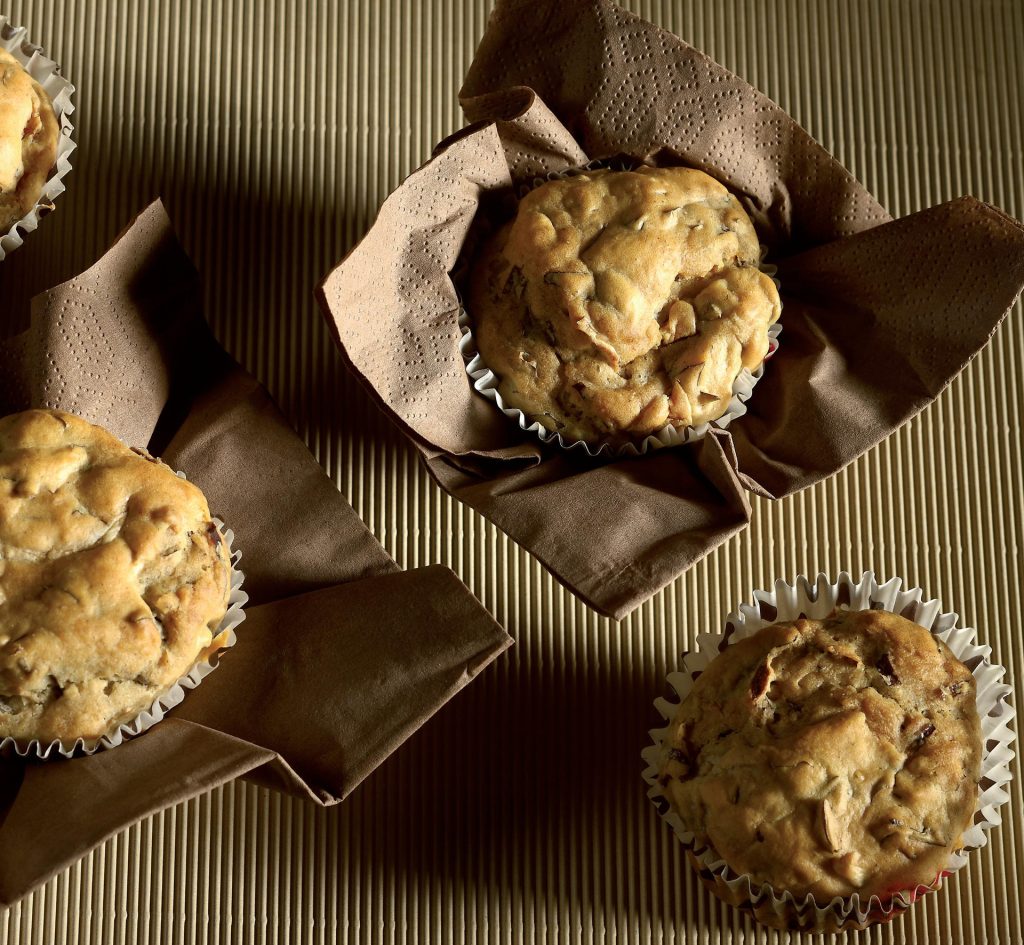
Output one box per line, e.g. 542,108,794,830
0,409,233,746
467,166,782,445
658,608,981,905
0,47,59,232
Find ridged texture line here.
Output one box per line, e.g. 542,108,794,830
0,0,1021,942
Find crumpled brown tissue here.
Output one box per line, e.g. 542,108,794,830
318,0,1024,620
0,201,512,907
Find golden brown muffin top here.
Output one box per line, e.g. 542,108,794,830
659,609,981,901
468,166,781,444
0,48,59,232
0,410,232,744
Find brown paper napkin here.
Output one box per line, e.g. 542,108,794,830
318,0,1024,619
0,201,512,907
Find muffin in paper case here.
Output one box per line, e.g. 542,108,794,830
0,470,248,760
641,571,1016,932
0,16,76,261
458,159,782,457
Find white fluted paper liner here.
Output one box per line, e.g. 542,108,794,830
460,316,780,457
459,158,782,457
0,472,247,759
641,572,1016,932
0,16,76,261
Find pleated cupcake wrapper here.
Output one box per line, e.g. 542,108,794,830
0,471,248,759
458,158,782,457
641,571,1016,932
0,16,76,262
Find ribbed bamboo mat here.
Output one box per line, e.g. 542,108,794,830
1,1,1021,942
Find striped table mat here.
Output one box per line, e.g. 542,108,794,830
1,1,1021,942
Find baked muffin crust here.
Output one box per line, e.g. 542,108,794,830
0,410,232,744
0,48,59,232
468,166,781,443
659,609,981,901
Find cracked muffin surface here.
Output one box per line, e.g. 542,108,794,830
0,409,232,744
658,609,981,901
467,166,781,444
0,48,59,232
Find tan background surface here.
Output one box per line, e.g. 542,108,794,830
0,0,1021,942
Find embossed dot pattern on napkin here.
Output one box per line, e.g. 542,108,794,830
318,0,1024,620
0,202,512,908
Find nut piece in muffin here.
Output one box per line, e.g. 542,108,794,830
468,166,781,444
0,409,232,745
658,609,981,902
0,48,59,232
